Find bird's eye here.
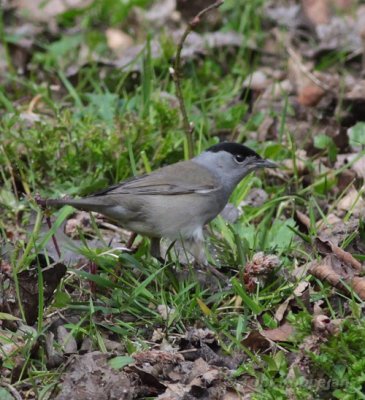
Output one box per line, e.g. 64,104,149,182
234,154,245,163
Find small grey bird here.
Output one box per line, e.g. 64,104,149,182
46,142,276,266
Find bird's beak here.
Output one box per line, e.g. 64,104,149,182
256,159,278,169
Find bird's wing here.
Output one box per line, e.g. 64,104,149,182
93,160,221,197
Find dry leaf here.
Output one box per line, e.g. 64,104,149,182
309,255,365,299
106,29,133,56
14,0,93,22
314,238,363,271
55,352,133,400
336,187,365,218
243,70,270,92
261,322,295,342
297,84,325,106
336,153,365,180
275,281,309,322
296,210,363,271
346,80,365,100
243,323,295,351
302,0,331,25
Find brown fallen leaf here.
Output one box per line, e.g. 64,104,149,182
55,352,134,400
316,213,360,246
287,45,332,103
297,84,325,106
275,281,309,322
309,255,365,300
295,210,311,230
302,0,331,26
346,79,365,100
295,210,363,271
261,322,295,342
242,322,295,351
336,187,365,219
243,70,270,92
351,277,365,300
14,0,93,22
75,30,243,76
0,255,66,326
336,153,365,180
314,238,363,271
105,28,134,57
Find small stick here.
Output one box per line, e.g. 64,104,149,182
89,261,97,294
287,45,332,93
45,214,62,259
273,29,333,94
172,0,224,159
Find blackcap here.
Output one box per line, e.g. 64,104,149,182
46,142,276,265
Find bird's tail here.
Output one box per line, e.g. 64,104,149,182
46,197,106,213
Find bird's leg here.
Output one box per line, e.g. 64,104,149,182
150,237,165,263
126,232,137,250
186,236,227,281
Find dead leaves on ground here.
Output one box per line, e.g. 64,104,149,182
55,350,226,400
295,210,365,299
2,0,241,84
0,254,66,327
309,255,365,300
40,329,251,400
242,322,295,352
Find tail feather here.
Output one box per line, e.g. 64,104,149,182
46,197,107,213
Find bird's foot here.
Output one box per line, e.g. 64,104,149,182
201,263,229,283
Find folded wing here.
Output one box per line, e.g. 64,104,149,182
93,160,220,196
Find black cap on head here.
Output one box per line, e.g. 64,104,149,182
206,142,262,159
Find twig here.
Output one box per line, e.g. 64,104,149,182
273,28,333,94
172,0,224,158
286,45,332,93
27,94,42,114
45,214,62,259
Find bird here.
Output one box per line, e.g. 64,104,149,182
46,142,277,270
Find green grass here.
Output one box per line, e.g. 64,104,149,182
1,0,365,398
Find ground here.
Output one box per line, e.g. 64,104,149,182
1,0,365,399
